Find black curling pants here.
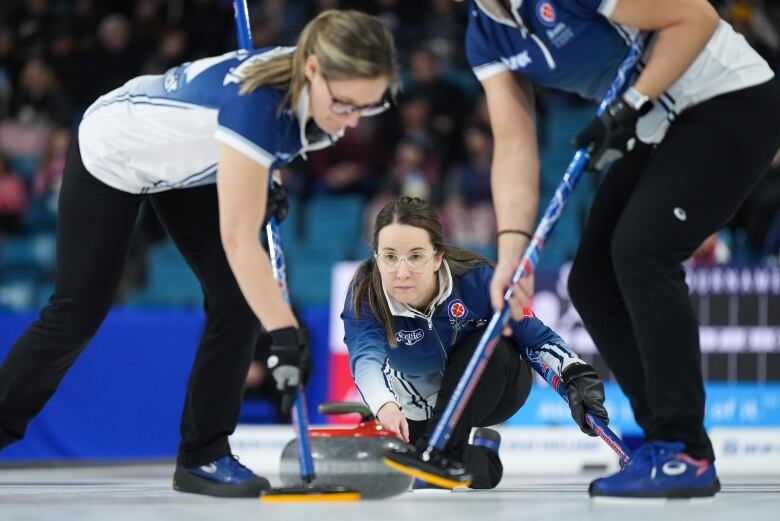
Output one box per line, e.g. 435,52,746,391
0,136,261,467
568,80,780,462
409,330,533,489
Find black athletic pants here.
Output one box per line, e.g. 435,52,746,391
408,330,533,489
568,80,780,462
0,136,261,467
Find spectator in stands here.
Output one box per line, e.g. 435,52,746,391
393,92,438,156
132,0,166,52
387,137,441,202
183,0,234,58
0,152,28,235
33,125,70,201
12,0,53,57
150,25,189,72
403,46,469,166
10,57,70,126
441,122,496,250
306,117,390,196
46,25,88,114
85,14,142,103
422,0,469,69
0,25,18,120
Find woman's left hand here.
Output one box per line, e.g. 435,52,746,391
562,363,609,436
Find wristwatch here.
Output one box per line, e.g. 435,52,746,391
622,86,652,115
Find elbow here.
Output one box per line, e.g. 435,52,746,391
695,1,720,39
220,227,247,260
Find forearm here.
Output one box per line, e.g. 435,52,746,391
491,144,539,263
353,359,396,415
525,340,583,377
223,234,298,331
612,0,720,99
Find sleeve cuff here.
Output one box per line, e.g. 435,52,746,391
366,391,398,417
473,62,509,82
598,0,619,17
214,126,275,168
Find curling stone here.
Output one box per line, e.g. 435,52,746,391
279,402,414,499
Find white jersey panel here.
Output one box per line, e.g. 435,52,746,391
75,47,338,195
79,78,220,194
637,20,775,144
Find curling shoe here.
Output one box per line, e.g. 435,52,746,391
589,441,720,499
173,455,270,497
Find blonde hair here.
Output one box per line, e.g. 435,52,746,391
239,9,399,110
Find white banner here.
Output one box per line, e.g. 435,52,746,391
231,425,780,480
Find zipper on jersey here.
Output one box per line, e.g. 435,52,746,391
431,326,447,367
410,307,448,366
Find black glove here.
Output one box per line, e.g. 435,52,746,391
571,96,651,172
562,362,609,437
264,180,289,227
267,326,311,414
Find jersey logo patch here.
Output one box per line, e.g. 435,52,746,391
536,1,557,27
395,329,424,346
448,300,468,319
502,50,532,69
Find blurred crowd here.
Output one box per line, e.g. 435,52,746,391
0,0,779,280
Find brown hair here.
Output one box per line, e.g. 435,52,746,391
239,9,399,111
350,197,492,347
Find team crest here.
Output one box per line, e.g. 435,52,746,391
536,1,557,27
448,299,468,320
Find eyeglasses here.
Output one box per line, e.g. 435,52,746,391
374,251,437,272
321,74,391,117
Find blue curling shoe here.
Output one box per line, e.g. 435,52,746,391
589,441,720,499
173,455,270,497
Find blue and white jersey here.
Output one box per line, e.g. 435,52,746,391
342,261,584,421
467,0,774,143
79,46,340,194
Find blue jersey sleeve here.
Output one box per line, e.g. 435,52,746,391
473,265,584,376
214,88,285,169
341,287,397,415
570,0,618,17
466,7,510,81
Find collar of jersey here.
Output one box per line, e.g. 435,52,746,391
295,84,344,159
474,0,527,28
381,260,454,319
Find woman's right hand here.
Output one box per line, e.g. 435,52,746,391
491,259,534,332
377,402,409,443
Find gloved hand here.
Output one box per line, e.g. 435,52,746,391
562,362,609,436
267,326,311,413
571,95,651,172
264,180,289,226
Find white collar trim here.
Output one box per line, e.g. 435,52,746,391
295,85,343,159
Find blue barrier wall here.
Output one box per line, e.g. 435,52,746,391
0,306,331,462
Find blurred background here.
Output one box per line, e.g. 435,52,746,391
0,0,778,471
